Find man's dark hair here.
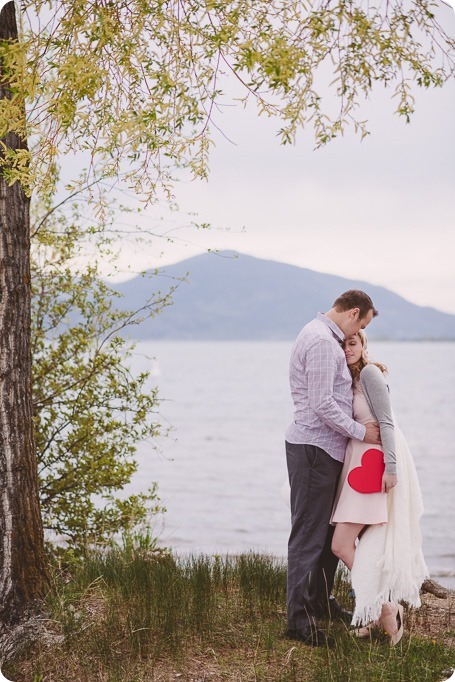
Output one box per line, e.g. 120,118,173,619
332,290,378,319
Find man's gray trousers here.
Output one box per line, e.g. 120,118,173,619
286,441,343,631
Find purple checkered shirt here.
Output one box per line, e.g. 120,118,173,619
285,313,366,462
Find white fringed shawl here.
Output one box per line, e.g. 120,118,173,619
350,417,429,626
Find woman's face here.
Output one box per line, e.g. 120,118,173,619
344,334,363,365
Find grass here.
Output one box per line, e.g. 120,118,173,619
4,538,454,682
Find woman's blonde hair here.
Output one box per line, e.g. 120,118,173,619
346,330,387,381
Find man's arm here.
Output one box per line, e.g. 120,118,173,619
306,339,367,441
364,422,381,444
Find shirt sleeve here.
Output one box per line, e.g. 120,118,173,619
360,364,396,475
306,339,366,441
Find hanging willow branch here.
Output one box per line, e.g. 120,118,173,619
0,0,452,200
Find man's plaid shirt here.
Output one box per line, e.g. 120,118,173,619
285,313,366,462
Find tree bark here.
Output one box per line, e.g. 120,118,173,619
0,1,49,626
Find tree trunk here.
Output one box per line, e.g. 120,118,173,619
0,1,48,627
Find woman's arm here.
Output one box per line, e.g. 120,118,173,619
360,364,396,476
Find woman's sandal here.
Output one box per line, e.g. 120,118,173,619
377,603,404,645
388,604,404,646
353,603,404,643
352,620,380,638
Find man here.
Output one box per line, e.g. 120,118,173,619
285,290,381,646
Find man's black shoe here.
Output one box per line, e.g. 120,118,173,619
317,597,353,624
286,627,334,647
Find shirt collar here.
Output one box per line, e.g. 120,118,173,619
317,312,345,344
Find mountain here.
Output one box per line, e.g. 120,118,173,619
110,251,455,340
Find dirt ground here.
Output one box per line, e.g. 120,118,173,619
408,589,454,647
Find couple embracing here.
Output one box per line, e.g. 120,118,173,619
285,290,428,647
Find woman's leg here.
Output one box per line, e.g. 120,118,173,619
332,523,404,642
331,522,365,571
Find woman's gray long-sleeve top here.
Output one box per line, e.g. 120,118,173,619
359,363,397,475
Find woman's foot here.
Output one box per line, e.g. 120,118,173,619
353,620,380,638
379,603,404,645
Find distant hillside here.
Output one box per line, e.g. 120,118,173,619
110,251,455,340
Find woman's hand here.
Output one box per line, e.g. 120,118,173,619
382,473,398,493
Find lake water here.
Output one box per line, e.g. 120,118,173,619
127,341,455,589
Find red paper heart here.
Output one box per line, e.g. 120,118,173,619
347,448,385,494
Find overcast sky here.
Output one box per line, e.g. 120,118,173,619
92,5,455,315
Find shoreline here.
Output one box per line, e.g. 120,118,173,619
156,544,455,592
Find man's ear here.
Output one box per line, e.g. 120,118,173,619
351,307,360,319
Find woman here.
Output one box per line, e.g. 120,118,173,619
331,331,428,644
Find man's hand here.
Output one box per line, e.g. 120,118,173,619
363,422,381,444
382,473,398,493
